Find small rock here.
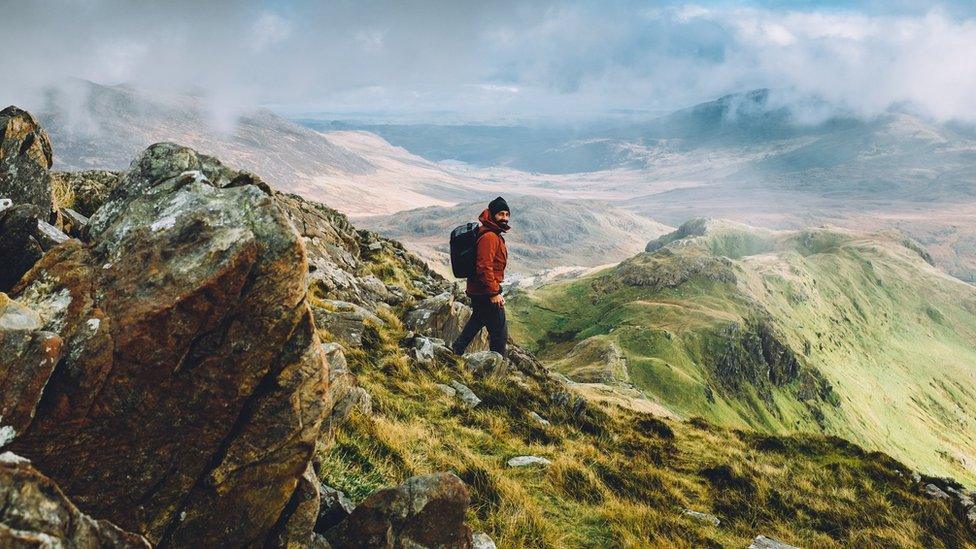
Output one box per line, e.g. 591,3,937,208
324,472,473,548
57,207,90,238
436,383,457,398
473,531,497,549
925,483,951,500
749,535,799,549
463,351,507,377
33,219,69,249
506,455,551,468
529,411,551,427
449,380,481,408
683,509,720,526
332,387,372,425
316,484,356,533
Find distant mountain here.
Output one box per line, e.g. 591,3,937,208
33,80,493,215
510,219,976,484
358,196,672,276
302,90,976,282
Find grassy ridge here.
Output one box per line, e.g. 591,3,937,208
316,307,975,547
508,221,976,485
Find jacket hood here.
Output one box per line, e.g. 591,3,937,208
479,208,508,233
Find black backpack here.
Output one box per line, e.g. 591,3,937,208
450,222,482,279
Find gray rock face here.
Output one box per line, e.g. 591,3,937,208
0,453,150,548
324,472,473,549
450,381,482,408
463,351,507,377
506,456,552,468
748,535,800,549
0,106,53,214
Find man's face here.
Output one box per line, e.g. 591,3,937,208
494,210,510,224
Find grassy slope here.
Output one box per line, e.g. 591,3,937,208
508,222,976,485
315,306,975,548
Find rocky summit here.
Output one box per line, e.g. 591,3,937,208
2,106,975,547
3,139,329,546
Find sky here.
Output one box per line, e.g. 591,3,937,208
3,0,976,124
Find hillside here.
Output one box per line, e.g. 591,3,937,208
359,196,672,276
33,80,501,216
4,106,975,546
305,91,976,283
509,218,976,485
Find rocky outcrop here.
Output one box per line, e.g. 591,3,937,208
0,452,150,548
405,292,488,352
323,472,473,549
0,205,47,292
0,106,53,214
4,142,329,547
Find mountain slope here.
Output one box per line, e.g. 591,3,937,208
34,80,499,216
509,219,976,484
359,196,672,276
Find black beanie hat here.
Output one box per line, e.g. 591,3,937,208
488,196,510,216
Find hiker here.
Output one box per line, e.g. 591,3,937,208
452,196,510,357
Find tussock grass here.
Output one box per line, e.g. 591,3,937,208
316,311,976,547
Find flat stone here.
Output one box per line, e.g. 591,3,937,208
473,531,497,549
450,380,481,408
506,455,552,468
749,535,800,549
683,509,720,526
529,411,551,427
436,383,457,398
463,350,507,377
925,483,951,500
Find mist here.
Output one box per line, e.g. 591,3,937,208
3,1,976,125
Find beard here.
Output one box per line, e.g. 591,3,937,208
497,220,511,231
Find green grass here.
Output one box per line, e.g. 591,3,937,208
316,305,975,547
509,225,976,486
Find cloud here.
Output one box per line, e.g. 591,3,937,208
2,1,976,124
252,12,293,52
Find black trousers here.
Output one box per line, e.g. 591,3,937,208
452,294,507,356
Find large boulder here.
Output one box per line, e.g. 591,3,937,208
324,472,473,549
0,452,150,548
405,292,488,352
0,106,53,214
0,205,47,292
5,142,329,546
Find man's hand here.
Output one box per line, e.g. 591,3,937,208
490,293,505,307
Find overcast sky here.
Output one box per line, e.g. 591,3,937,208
3,0,976,124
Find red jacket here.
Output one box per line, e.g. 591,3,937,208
466,208,508,296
